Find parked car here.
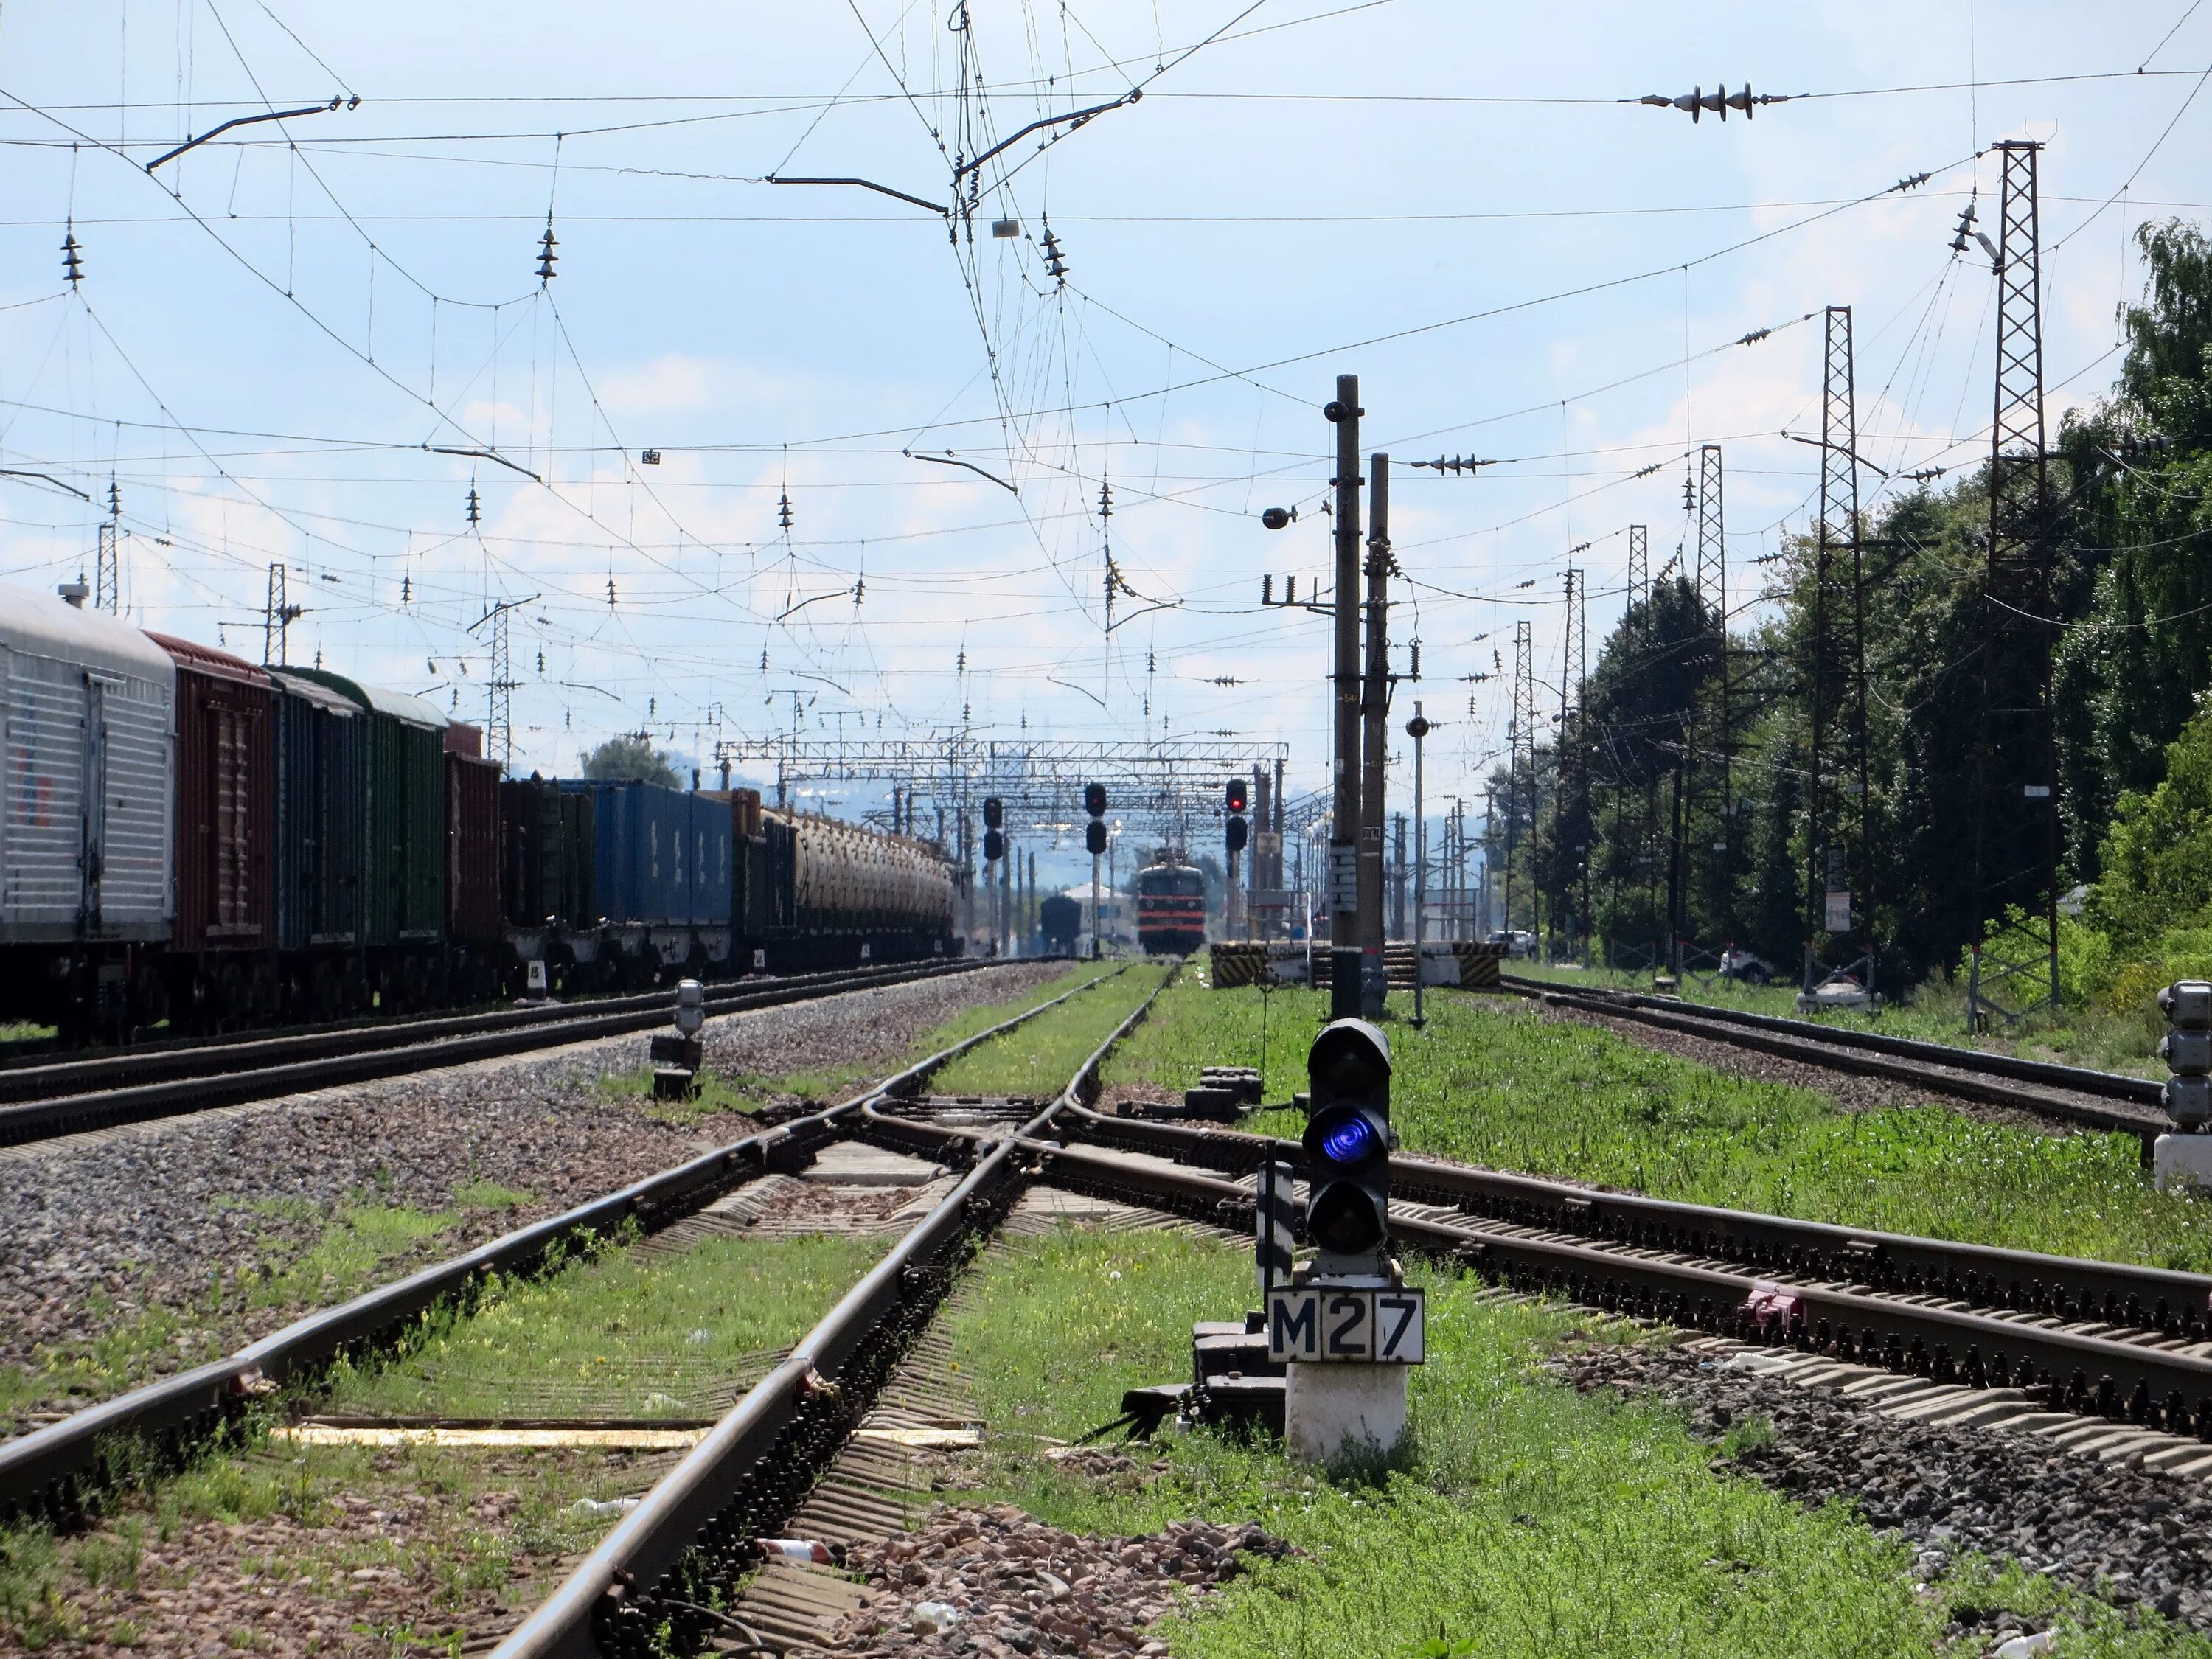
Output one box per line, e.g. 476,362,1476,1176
1719,948,1775,984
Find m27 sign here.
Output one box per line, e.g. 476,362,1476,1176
1265,1285,1425,1364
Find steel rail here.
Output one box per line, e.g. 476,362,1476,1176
0,964,1125,1515
869,1120,2212,1441
0,960,977,1095
493,960,1178,1659
1499,973,2168,1142
1052,1105,2212,1339
0,959,995,1147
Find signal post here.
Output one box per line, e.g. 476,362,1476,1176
1267,1018,1422,1461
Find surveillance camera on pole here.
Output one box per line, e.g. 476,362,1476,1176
1267,1018,1422,1461
2156,981,2212,1191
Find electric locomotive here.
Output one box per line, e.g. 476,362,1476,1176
1133,852,1207,955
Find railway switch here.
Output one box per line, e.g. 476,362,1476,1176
2154,980,2212,1192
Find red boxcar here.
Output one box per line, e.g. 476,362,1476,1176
146,633,276,1025
146,633,274,955
446,751,504,945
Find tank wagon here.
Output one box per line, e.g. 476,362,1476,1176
0,580,961,1039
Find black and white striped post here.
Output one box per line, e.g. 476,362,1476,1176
1256,1158,1295,1298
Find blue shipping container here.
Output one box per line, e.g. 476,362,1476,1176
562,779,727,927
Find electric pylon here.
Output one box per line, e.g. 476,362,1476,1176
1805,304,1874,993
1967,137,2060,1029
1692,445,1734,949
1505,619,1534,935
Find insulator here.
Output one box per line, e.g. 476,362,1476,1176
778,490,793,530
61,224,83,287
536,648,545,673
607,577,617,606
1098,479,1113,518
466,484,481,526
107,477,121,517
536,223,559,282
649,696,656,716
401,574,411,604
1286,575,1297,604
1262,574,1273,604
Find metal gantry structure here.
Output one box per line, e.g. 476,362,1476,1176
1804,303,1874,993
1968,136,2062,1028
711,732,1290,853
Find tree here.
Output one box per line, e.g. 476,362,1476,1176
580,734,682,787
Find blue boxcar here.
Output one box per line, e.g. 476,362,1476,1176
562,781,731,928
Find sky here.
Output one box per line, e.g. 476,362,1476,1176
1,1,2208,886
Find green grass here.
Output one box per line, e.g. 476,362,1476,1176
610,961,1123,1121
321,1231,881,1420
1,1194,546,1434
1121,969,2212,1273
930,964,1160,1098
1511,957,2167,1078
0,1434,664,1651
1,1230,891,1649
948,1227,2202,1659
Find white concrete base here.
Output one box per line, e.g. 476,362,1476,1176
1285,1361,1408,1464
2154,1133,2212,1193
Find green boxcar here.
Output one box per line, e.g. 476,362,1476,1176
284,670,448,947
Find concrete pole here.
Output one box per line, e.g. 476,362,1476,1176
1329,375,1363,1018
1357,452,1391,1018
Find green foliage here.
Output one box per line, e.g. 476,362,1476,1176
1558,217,2212,991
2089,702,2212,952
579,734,681,787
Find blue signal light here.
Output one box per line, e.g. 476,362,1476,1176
1320,1113,1378,1165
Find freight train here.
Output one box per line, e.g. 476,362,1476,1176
1133,854,1208,955
0,581,957,1040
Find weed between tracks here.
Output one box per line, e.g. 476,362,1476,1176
1113,969,2212,1273
928,966,1155,1099
1509,959,2169,1080
0,1231,878,1652
949,1227,2207,1659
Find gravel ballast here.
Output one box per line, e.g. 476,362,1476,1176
0,964,1068,1423
1560,1335,2212,1635
832,1503,1289,1655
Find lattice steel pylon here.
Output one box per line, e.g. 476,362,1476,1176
1804,305,1874,993
262,563,299,667
1627,523,1648,602
1691,445,1736,945
1557,566,1590,952
487,603,514,772
94,522,119,615
1967,138,2060,1029
1503,619,1534,933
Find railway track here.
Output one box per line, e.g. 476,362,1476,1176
1499,971,2171,1145
0,961,1132,1515
26,962,2212,1655
0,956,1001,1147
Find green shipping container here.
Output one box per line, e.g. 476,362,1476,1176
285,670,448,945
